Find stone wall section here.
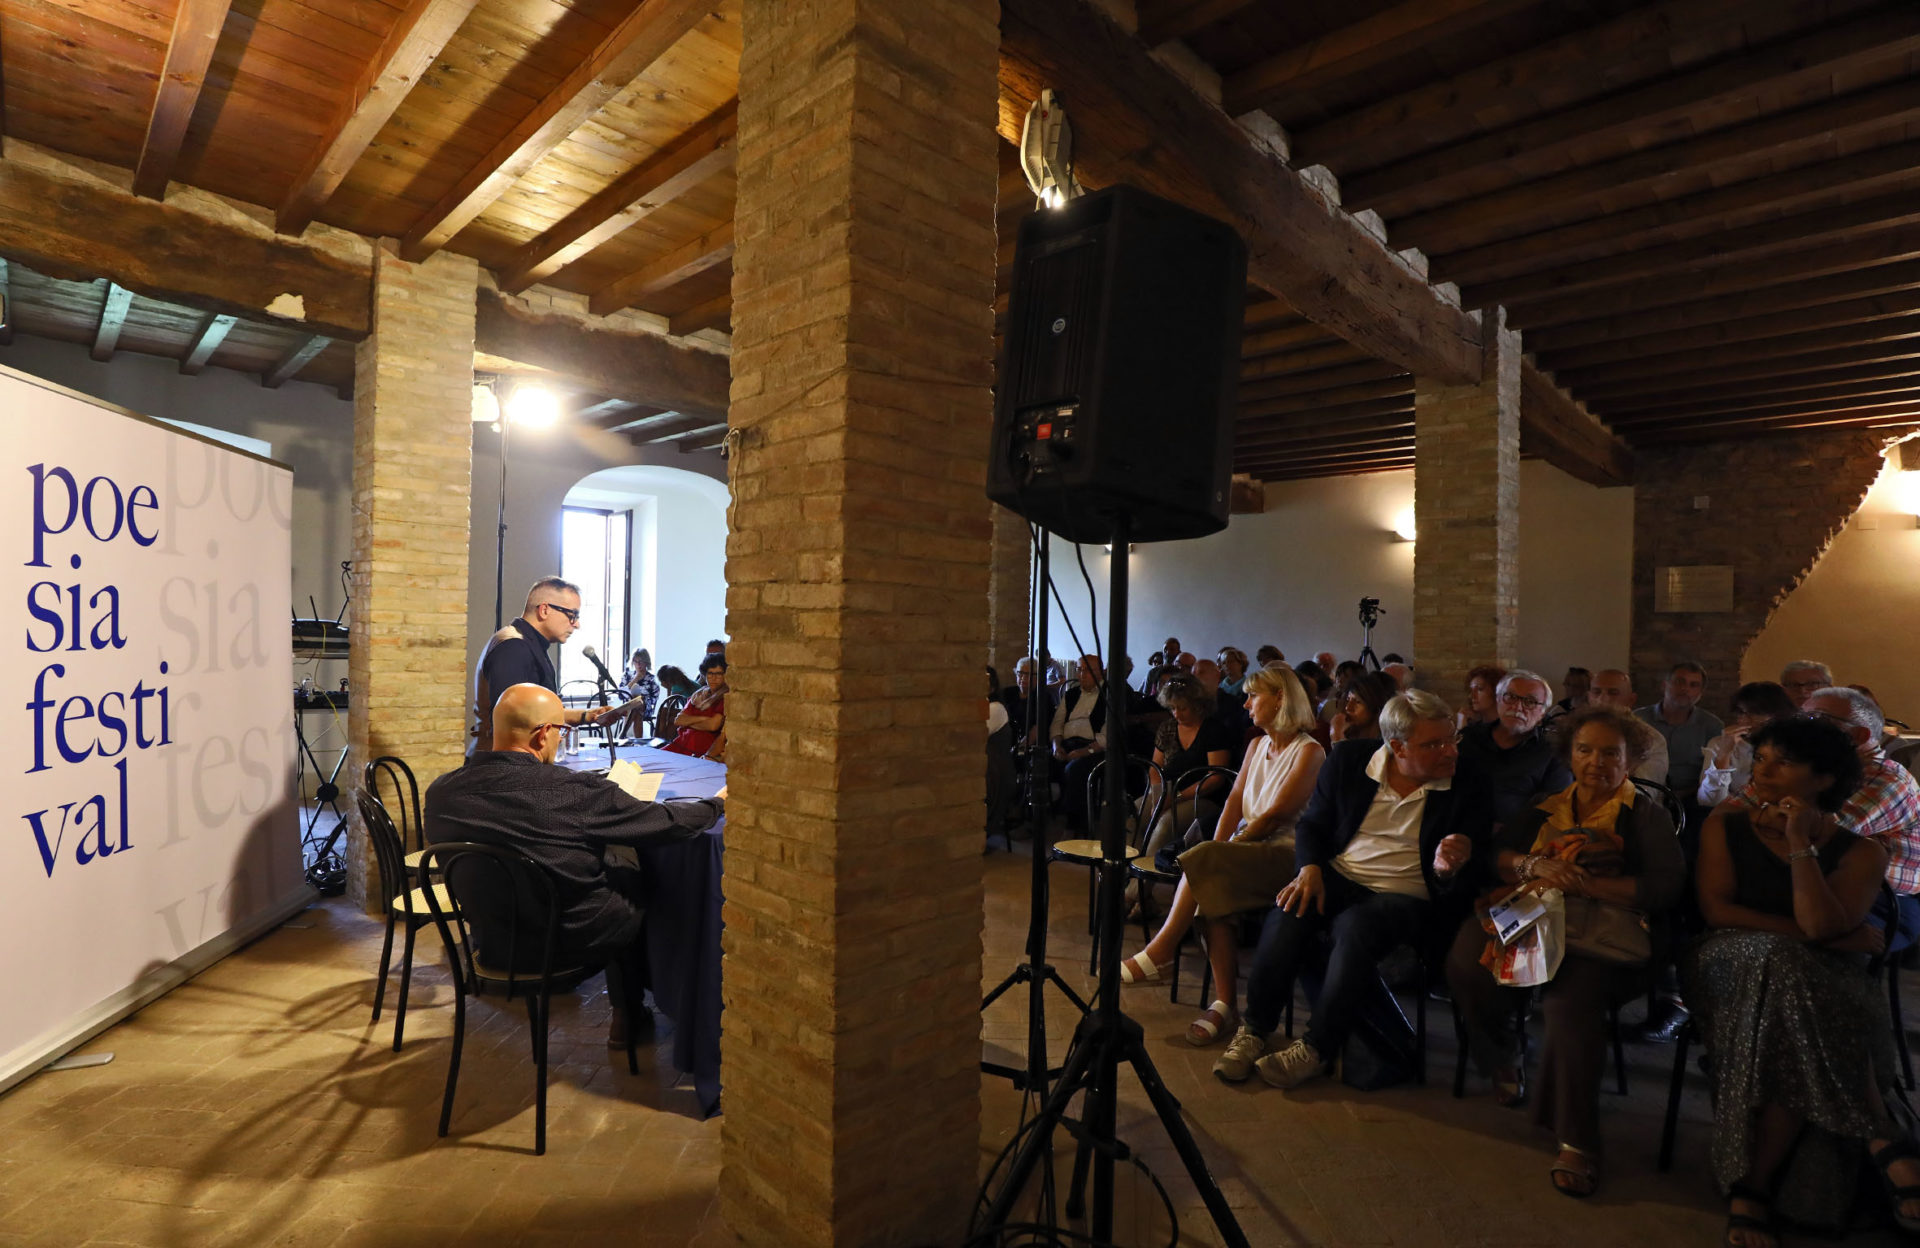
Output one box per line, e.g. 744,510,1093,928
721,1,999,1245
345,243,478,912
1413,308,1519,702
1630,428,1890,703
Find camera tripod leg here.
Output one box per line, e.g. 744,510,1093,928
1124,1031,1251,1248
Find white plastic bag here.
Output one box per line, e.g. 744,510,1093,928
1488,888,1566,988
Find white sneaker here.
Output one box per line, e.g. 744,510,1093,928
1255,1038,1327,1089
1212,1025,1267,1083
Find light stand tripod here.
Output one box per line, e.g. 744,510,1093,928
981,527,1089,1100
978,513,1249,1248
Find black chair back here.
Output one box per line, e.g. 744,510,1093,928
655,693,690,738
1084,754,1166,850
1170,765,1238,832
415,841,564,1000
356,788,409,909
1630,776,1685,831
365,755,423,854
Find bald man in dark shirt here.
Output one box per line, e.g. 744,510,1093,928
427,683,725,1041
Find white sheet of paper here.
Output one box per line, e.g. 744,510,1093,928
1488,892,1548,947
606,759,664,803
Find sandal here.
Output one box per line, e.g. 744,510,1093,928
1119,951,1171,985
1493,1061,1527,1109
1871,1138,1920,1235
1723,1182,1776,1248
1187,1000,1234,1046
1548,1145,1596,1199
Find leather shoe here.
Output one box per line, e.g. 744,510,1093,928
1632,1002,1689,1044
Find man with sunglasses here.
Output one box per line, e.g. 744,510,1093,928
471,576,620,748
1455,669,1570,832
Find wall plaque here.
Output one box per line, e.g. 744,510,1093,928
1655,564,1734,613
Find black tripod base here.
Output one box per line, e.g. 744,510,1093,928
981,1008,1250,1248
980,961,1089,1092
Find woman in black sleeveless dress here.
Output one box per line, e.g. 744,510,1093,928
1686,716,1918,1245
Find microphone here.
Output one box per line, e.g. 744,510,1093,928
581,645,618,690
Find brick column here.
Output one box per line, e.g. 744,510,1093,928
345,243,479,912
722,1,998,1245
988,503,1032,678
1413,307,1519,699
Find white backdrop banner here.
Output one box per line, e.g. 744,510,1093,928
1,366,307,1091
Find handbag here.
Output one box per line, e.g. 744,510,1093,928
1154,816,1211,875
1562,894,1651,965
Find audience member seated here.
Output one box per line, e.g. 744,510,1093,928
1328,672,1398,744
1779,659,1834,709
1457,669,1571,832
1131,674,1236,885
1213,690,1491,1089
617,648,663,737
1293,660,1331,706
1697,682,1796,808
1217,647,1250,698
1457,664,1505,732
1260,645,1286,667
1194,659,1252,741
1382,661,1414,691
1313,649,1335,673
658,664,695,700
1002,656,1055,752
1685,716,1920,1245
1051,655,1109,832
1804,685,1920,950
1120,665,1325,1047
1551,667,1592,719
1637,662,1724,836
985,666,1016,837
1587,668,1668,783
1446,704,1683,1198
424,684,725,1045
663,655,728,758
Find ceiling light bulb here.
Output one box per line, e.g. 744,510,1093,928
505,384,561,428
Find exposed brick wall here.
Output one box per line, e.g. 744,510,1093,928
1630,428,1890,704
722,1,998,1245
1413,309,1518,701
346,243,478,912
988,502,1031,679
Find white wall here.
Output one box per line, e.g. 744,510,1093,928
565,464,731,676
1744,448,1920,724
1038,461,1633,703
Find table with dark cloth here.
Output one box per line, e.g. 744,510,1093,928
559,743,724,1116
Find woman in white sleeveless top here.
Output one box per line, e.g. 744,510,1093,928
1120,662,1325,1045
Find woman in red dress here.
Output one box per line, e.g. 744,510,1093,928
664,655,728,757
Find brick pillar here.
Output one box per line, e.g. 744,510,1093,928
1413,307,1520,700
988,503,1032,678
722,1,998,1245
345,243,479,912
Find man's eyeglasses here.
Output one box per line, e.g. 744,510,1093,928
1499,692,1546,710
542,603,581,623
1799,708,1849,727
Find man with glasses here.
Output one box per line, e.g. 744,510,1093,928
1780,659,1835,708
1456,669,1570,831
471,576,619,748
1635,661,1723,838
1801,686,1920,947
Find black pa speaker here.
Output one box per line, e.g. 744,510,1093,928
987,184,1246,544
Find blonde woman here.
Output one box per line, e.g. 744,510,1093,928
1119,663,1325,1045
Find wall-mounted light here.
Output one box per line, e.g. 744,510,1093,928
1391,506,1417,543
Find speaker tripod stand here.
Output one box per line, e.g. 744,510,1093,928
976,514,1249,1248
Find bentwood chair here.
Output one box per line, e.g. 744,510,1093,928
356,788,453,1051
650,694,690,745
365,756,426,875
1130,764,1236,1001
1052,755,1164,974
415,842,638,1155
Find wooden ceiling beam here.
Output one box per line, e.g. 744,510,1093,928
1473,188,1920,310
1439,140,1920,290
91,283,133,362
262,334,330,389
1603,361,1920,416
1241,340,1367,381
1611,381,1920,426
1240,360,1409,404
1394,79,1920,258
131,0,235,199
668,293,732,338
1241,382,1414,422
576,397,635,421
1571,340,1920,404
1290,0,1786,173
1631,405,1920,443
1000,0,1483,384
607,407,685,434
1345,9,1920,219
1253,460,1415,481
276,0,481,236
1237,423,1414,453
661,421,729,448
1536,288,1920,374
588,222,734,317
640,414,723,443
1528,258,1920,355
0,157,370,338
474,289,728,419
179,312,237,375
1237,447,1416,474
500,98,738,293
1238,397,1415,431
1137,0,1259,45
0,259,13,347
1516,224,1920,331
1519,359,1631,487
1240,319,1336,360
1222,0,1528,118
1558,321,1920,394
399,0,713,261
1241,297,1300,330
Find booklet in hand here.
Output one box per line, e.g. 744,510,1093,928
607,759,663,803
1488,891,1549,947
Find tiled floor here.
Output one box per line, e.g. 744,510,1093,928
0,837,1907,1246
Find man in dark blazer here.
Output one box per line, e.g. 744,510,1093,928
1213,688,1494,1088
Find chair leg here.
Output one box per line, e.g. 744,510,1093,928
1892,961,1914,1091
438,989,466,1138
371,912,397,1023
1413,984,1427,1087
529,993,550,1157
1610,1003,1629,1096
1451,998,1469,1099
393,920,419,1052
1658,1019,1693,1173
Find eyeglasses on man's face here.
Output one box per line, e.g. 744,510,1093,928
1499,691,1545,710
543,603,581,624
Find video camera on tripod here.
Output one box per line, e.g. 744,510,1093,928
1357,596,1385,672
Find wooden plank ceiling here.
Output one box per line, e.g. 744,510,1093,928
3,0,1919,477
